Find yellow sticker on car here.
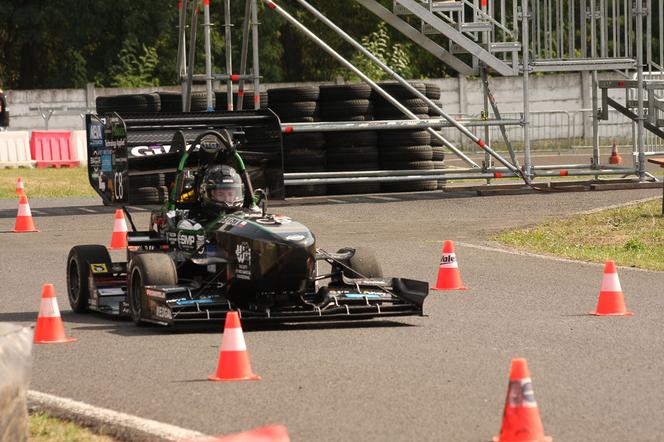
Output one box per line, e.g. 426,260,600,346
90,263,108,273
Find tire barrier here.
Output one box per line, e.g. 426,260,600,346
372,82,437,192
29,131,79,168
268,86,320,123
160,91,215,112
425,84,446,190
0,323,32,442
93,82,446,197
0,131,33,168
215,91,268,110
96,93,161,114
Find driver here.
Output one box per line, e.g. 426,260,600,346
170,164,245,231
200,164,244,214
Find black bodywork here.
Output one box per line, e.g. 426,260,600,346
67,111,428,325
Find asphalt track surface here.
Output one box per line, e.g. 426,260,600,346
1,189,663,441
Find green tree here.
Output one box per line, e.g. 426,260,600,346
348,22,412,81
109,40,160,87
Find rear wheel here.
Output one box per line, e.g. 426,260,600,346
128,253,177,325
67,245,112,313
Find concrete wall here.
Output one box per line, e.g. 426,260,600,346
3,73,638,149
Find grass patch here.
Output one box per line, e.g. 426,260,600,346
494,200,664,270
0,167,96,199
29,412,115,442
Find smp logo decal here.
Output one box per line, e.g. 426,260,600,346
177,232,196,249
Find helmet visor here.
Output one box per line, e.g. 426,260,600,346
210,183,243,205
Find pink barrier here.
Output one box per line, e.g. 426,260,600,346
29,131,78,168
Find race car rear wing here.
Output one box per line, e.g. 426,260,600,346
85,110,284,206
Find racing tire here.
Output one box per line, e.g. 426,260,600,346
128,186,161,205
378,130,431,147
67,245,112,313
96,93,161,114
283,132,326,149
424,83,442,100
381,180,439,193
285,164,327,197
159,91,215,112
319,100,372,118
374,105,430,118
326,159,381,195
215,91,268,109
284,148,326,168
268,86,320,103
379,145,433,162
432,145,445,161
327,145,379,164
277,116,317,123
319,83,372,101
128,253,177,325
373,81,427,99
337,247,383,279
270,101,318,115
380,160,435,170
324,131,377,147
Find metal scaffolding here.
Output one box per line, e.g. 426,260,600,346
178,0,663,188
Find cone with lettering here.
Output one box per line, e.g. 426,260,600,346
16,176,25,196
590,260,633,316
109,209,128,250
34,284,76,344
493,358,552,442
209,311,260,382
433,240,467,290
12,194,38,232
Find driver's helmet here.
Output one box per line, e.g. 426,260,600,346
200,165,244,211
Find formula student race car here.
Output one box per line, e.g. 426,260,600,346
66,110,428,325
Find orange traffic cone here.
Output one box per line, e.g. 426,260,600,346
609,141,622,165
180,425,290,442
493,358,552,442
109,209,128,250
12,194,38,233
209,312,261,382
16,177,25,196
34,284,76,344
433,240,467,290
590,260,633,316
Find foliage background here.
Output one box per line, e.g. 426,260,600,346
3,1,661,89
0,0,446,89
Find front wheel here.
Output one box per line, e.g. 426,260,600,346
67,245,111,313
127,253,177,325
336,247,383,279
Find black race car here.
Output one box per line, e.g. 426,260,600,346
66,111,428,325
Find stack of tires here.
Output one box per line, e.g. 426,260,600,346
267,86,325,197
127,174,170,205
425,83,447,190
96,93,162,114
373,82,437,192
214,91,268,110
158,91,215,112
319,84,380,195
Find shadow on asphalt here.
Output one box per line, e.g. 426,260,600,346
0,311,39,322
61,310,416,337
0,191,480,219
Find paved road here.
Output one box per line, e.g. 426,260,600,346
1,189,663,441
